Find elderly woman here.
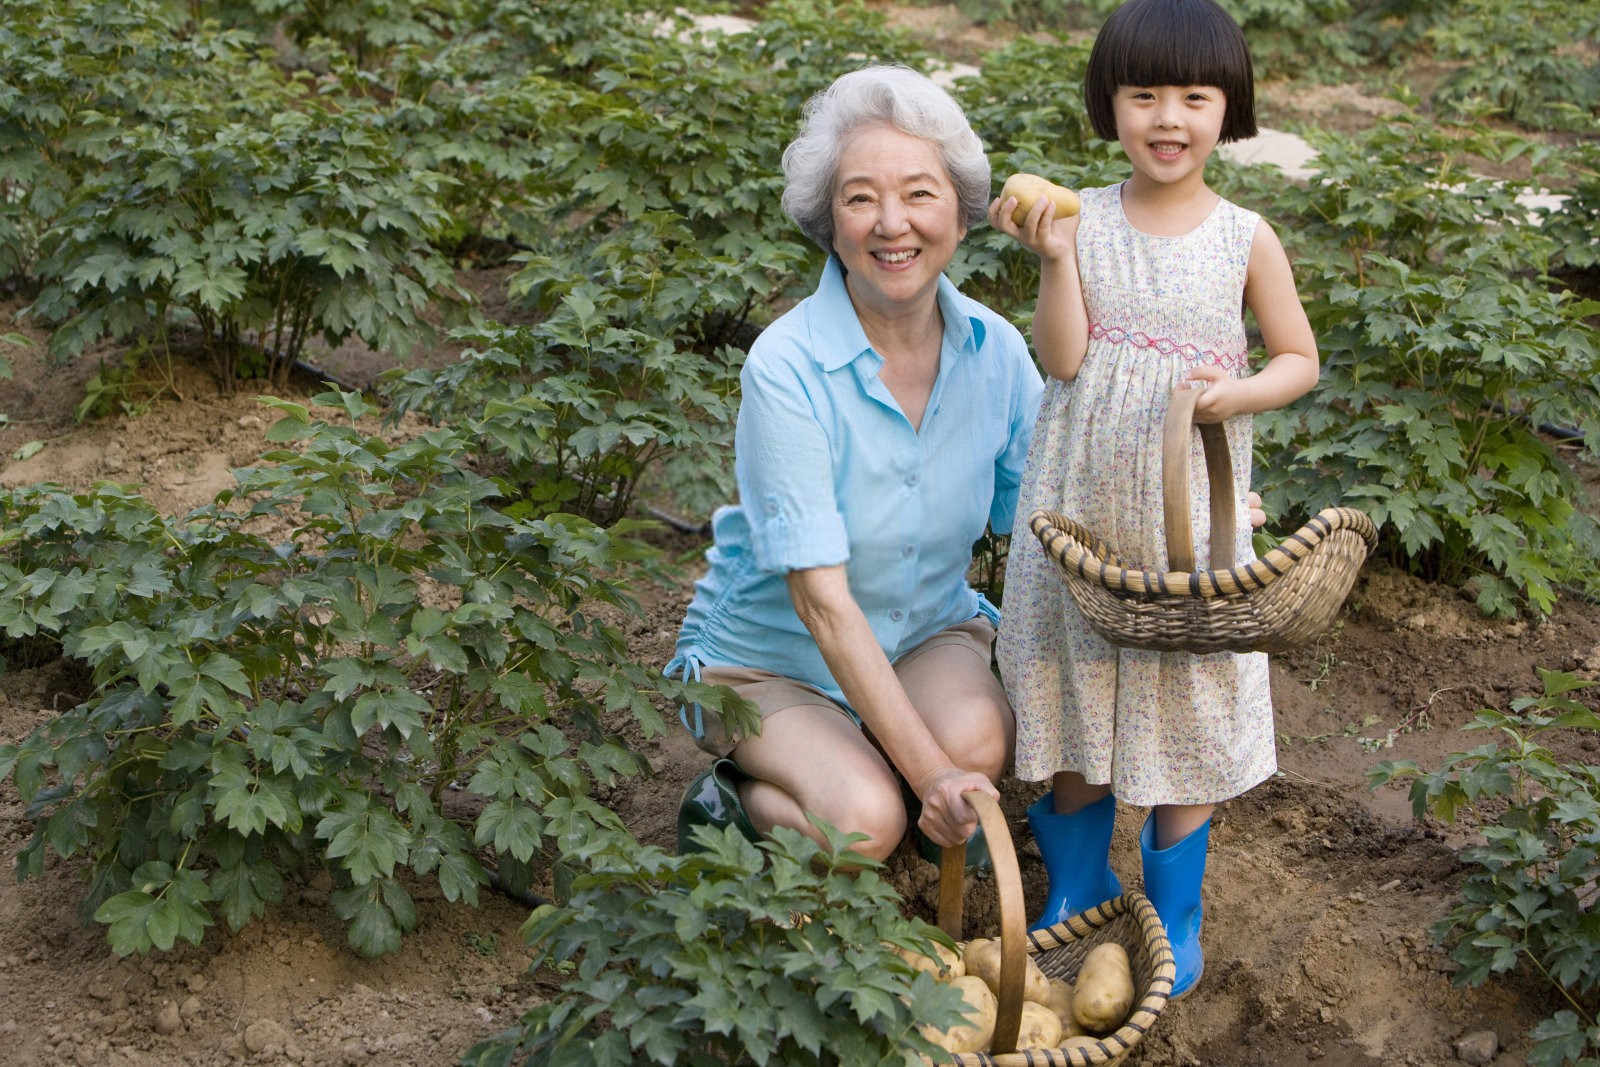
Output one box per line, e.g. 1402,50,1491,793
665,65,1043,861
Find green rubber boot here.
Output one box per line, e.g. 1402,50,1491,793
676,758,761,854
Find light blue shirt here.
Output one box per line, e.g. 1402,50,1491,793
667,256,1044,718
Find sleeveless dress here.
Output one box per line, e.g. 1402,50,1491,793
996,183,1276,806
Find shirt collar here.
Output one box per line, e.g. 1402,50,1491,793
805,256,979,372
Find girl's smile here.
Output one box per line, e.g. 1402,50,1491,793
1113,85,1227,188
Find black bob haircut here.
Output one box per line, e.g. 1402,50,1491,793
1084,0,1258,144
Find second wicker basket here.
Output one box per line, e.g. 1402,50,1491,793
1030,385,1376,654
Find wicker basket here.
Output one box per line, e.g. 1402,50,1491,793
933,793,1173,1065
1030,385,1377,654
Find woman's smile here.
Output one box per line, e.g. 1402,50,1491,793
830,122,965,317
874,247,921,266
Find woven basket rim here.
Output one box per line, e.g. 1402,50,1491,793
1030,505,1377,601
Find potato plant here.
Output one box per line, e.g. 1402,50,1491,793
1541,140,1600,275
0,391,751,957
462,823,970,1067
5,0,470,391
1220,113,1600,616
1371,672,1600,1066
0,0,274,281
382,284,744,526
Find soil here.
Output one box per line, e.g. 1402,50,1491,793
3,12,1599,1066
5,284,1599,1067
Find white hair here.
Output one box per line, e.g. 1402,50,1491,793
780,66,991,253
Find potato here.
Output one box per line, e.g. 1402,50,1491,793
999,173,1081,226
1072,943,1135,1034
919,975,997,1055
1039,976,1085,1038
894,939,964,980
962,938,1050,1004
1014,999,1064,1051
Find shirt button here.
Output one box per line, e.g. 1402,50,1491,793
890,609,905,622
901,545,915,559
905,473,920,487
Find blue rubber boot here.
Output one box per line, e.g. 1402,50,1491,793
1140,813,1211,998
1028,791,1123,931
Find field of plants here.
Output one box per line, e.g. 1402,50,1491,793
0,0,1598,1064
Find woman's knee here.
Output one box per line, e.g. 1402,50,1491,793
935,690,1014,781
820,781,907,861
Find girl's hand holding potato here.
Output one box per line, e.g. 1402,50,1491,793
987,174,1079,264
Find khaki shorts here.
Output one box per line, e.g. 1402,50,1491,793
690,616,996,757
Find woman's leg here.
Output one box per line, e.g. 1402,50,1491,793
892,629,1014,784
730,702,906,862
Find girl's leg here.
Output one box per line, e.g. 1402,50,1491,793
1029,771,1123,930
730,702,906,862
1142,801,1216,997
1152,802,1214,849
1051,770,1112,814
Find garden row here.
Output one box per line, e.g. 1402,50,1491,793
0,0,1598,1063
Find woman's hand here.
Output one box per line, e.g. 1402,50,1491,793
913,766,998,848
1247,490,1266,529
988,194,1076,263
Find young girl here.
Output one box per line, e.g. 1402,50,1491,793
991,0,1319,997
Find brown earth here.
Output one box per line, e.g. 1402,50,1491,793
3,286,1599,1067
1,6,1597,1057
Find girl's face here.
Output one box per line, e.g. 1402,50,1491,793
1112,85,1228,189
830,122,966,319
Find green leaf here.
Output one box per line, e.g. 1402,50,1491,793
350,687,430,740
331,881,414,958
319,802,411,884
95,891,163,957
199,653,252,696
474,799,544,863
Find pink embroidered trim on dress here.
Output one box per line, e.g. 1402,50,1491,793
1088,322,1248,372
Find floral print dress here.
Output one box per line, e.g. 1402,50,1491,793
997,183,1276,806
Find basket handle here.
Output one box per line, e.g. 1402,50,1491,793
1162,384,1237,573
935,790,1025,1056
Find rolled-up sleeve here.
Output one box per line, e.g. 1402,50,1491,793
735,352,850,573
989,330,1045,535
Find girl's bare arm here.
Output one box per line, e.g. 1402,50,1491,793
988,196,1089,381
1190,219,1319,421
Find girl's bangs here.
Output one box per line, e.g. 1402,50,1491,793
1108,19,1235,89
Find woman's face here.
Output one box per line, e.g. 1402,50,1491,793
830,123,966,319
